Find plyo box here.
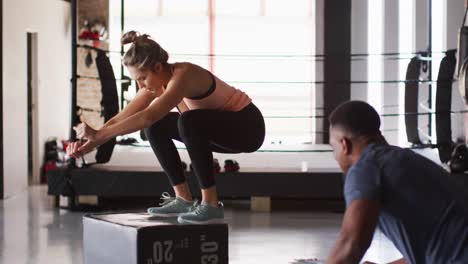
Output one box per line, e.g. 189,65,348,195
83,212,228,264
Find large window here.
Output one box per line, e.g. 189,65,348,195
109,0,316,144
367,0,383,114
398,0,415,146
431,0,445,143
214,0,315,144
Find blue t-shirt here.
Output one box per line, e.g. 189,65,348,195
345,144,468,264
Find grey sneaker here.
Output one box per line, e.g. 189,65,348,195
177,201,224,224
147,192,194,217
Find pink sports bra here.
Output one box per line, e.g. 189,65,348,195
181,71,251,112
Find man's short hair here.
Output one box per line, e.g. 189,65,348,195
329,100,381,137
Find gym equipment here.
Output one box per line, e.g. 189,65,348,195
181,161,188,171
405,56,423,145
47,145,345,210
459,59,468,103
456,8,468,77
213,159,221,174
116,137,138,145
190,158,221,174
224,159,240,172
83,212,228,264
449,143,468,173
290,259,324,264
436,50,456,163
94,50,119,163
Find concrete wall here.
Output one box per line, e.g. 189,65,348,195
3,0,71,198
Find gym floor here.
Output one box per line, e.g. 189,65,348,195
0,186,402,264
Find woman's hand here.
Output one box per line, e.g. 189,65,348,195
73,122,97,141
66,140,99,159
67,140,84,158
67,122,103,158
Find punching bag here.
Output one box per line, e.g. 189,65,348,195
95,50,119,163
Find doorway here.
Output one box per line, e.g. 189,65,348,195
27,32,39,185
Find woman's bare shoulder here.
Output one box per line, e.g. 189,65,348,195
169,62,212,97
173,62,209,76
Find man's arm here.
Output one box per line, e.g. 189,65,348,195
326,199,380,264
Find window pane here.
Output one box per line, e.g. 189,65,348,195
214,14,314,143
216,0,261,16
109,0,316,144
266,0,311,17
163,0,207,16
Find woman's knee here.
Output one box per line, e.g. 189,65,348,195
177,110,205,139
144,112,179,139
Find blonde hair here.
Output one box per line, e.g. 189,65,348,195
121,31,169,71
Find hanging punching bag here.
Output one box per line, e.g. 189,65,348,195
95,50,119,163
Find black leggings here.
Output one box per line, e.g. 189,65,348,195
144,103,265,189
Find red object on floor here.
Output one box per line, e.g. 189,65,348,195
213,159,221,174
224,159,240,172
190,159,221,174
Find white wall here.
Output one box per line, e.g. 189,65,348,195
3,0,71,198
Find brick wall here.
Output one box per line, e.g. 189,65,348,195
76,0,110,129
77,46,105,129
78,0,109,30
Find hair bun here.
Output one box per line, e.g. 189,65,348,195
122,31,170,68
121,31,139,45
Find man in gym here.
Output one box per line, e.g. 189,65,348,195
326,101,468,264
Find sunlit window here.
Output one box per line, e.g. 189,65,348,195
431,0,445,143
110,0,316,144
367,0,383,115
214,0,314,143
398,0,415,146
